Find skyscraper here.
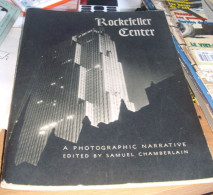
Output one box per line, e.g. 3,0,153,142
15,28,135,166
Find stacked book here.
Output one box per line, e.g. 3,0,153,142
0,1,213,193
142,0,213,130
1,8,213,191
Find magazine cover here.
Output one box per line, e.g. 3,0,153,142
149,0,213,130
1,9,213,190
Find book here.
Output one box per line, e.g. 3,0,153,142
148,0,213,130
174,37,213,130
1,8,213,190
169,8,213,108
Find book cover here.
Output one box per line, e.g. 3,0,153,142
1,9,213,190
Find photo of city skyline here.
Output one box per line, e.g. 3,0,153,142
14,28,141,166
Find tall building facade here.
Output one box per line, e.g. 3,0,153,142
15,29,135,165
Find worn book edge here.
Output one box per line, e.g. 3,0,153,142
1,178,213,191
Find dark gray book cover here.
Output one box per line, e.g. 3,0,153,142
1,8,213,190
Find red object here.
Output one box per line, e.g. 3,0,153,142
80,0,87,4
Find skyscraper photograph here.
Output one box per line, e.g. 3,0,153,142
14,28,136,166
